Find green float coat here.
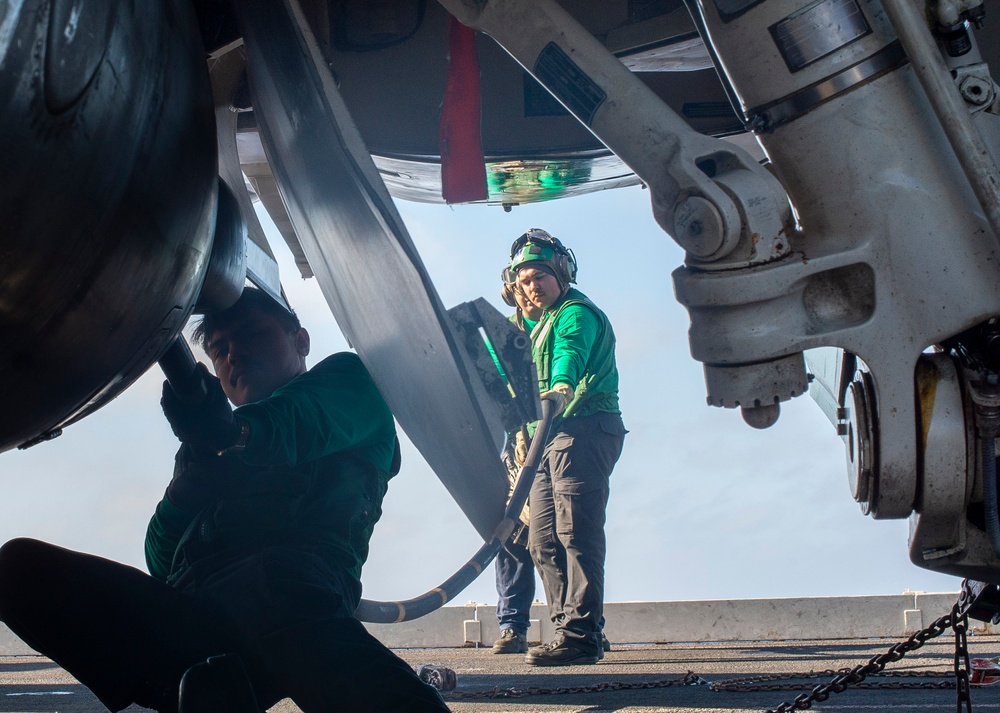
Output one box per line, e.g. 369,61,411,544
529,288,620,432
145,353,399,586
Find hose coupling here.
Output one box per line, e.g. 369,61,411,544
970,371,1000,439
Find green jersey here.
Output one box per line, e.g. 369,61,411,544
145,352,399,586
529,287,619,430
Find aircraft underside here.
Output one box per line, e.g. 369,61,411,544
2,0,1000,596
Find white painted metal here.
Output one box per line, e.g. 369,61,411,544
436,0,792,267
908,354,970,565
880,0,1000,238
679,0,1000,522
3,594,974,653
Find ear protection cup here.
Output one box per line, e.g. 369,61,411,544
500,282,518,307
553,246,578,284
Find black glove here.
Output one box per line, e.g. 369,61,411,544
161,363,241,452
166,443,230,511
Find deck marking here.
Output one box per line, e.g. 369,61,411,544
5,691,74,695
818,704,1000,710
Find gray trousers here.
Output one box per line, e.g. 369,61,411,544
528,411,626,653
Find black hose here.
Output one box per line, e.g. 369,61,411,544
158,338,207,405
355,399,555,623
983,435,1000,558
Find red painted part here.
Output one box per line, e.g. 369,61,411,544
439,15,488,204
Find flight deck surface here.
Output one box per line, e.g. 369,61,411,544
4,637,1000,712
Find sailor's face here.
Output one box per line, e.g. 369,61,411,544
205,313,309,406
517,267,561,310
513,286,543,321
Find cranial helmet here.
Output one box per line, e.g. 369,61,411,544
502,228,578,287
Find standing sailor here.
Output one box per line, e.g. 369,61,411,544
506,229,626,666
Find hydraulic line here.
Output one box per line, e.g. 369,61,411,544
970,370,1000,558
355,399,556,623
983,435,1000,558
159,338,208,404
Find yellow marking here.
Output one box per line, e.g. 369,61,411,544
394,603,406,623
915,360,939,453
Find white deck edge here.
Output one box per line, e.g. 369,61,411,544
3,592,989,655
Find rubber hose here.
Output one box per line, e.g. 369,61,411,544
983,435,1000,558
355,399,555,623
158,339,207,405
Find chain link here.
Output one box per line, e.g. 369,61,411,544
713,668,956,693
444,671,706,700
955,604,973,713
442,598,981,708
756,602,974,713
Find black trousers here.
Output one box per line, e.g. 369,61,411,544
528,411,626,653
0,538,449,712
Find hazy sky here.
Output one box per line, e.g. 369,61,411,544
0,183,959,610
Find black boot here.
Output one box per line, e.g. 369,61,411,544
178,654,259,713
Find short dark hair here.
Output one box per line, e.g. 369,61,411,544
191,287,301,350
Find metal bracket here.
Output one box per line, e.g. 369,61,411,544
448,298,540,434
954,62,1000,116
959,578,1000,623
209,46,284,307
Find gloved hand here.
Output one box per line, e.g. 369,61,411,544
501,444,519,482
166,443,230,511
506,433,531,528
161,363,241,453
514,429,528,467
540,382,575,416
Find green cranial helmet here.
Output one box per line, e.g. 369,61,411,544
504,228,578,287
